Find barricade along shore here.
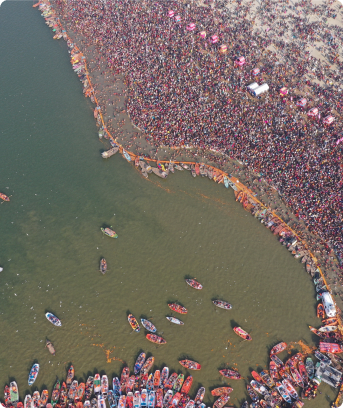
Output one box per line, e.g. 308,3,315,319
34,0,343,330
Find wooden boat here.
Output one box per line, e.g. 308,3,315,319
275,382,292,404
112,377,120,396
28,363,39,386
178,394,190,408
212,395,229,408
4,384,11,406
179,360,201,370
320,342,343,354
133,391,141,408
195,163,200,176
147,391,155,408
282,379,298,400
298,361,309,384
134,353,146,375
100,258,107,275
51,380,61,406
162,390,173,407
101,227,118,238
194,387,205,405
166,316,184,325
59,383,67,405
45,312,62,327
10,382,19,403
246,385,258,402
101,375,108,398
251,371,263,383
146,334,166,344
40,390,49,407
233,327,252,341
211,388,233,397
118,395,126,408
120,368,130,393
322,317,338,326
185,279,203,290
309,325,328,338
151,168,168,178
289,366,304,388
32,391,40,408
98,396,107,408
305,357,314,380
153,371,160,390
260,370,275,388
170,392,181,407
0,192,10,202
45,339,55,355
270,342,287,355
191,165,196,177
24,395,33,408
219,369,242,380
108,391,116,408
68,380,78,401
85,377,94,400
122,149,131,162
164,373,178,390
315,350,331,364
126,376,135,394
168,303,187,314
212,300,232,310
161,367,169,387
141,357,154,375
269,361,279,382
141,319,156,333
66,365,75,387
317,303,325,319
270,354,284,367
94,374,101,395
173,374,184,393
180,376,193,394
102,147,119,158
319,325,337,332
128,314,140,332
250,380,267,396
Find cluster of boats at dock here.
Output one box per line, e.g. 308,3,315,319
3,341,343,408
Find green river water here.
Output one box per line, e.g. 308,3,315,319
0,2,335,407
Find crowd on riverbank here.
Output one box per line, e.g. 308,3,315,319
52,0,343,268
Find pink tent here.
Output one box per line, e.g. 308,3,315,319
175,15,181,22
199,31,206,39
307,107,319,117
168,10,175,17
219,44,227,53
235,56,245,66
210,35,219,44
186,23,196,31
296,98,307,107
280,87,288,96
323,115,335,125
252,68,260,76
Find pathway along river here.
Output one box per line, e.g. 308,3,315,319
0,2,334,407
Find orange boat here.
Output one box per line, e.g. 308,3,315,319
179,360,201,370
153,370,160,390
211,387,233,397
168,303,188,314
317,303,325,319
180,376,193,394
322,317,338,326
0,192,10,202
233,327,252,341
146,334,167,344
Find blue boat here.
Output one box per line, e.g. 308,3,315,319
147,392,155,408
122,149,131,162
28,363,39,386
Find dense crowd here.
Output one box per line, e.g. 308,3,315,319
55,0,343,265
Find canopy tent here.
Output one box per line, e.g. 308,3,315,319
219,44,227,53
210,35,219,44
307,107,319,117
296,98,307,107
252,68,260,76
235,56,245,66
168,10,174,17
323,115,335,125
200,31,206,39
186,23,196,31
280,87,288,96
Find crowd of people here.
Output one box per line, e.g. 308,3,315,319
54,0,343,266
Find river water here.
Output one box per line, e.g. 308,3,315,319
0,2,334,407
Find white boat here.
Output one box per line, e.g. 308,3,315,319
133,391,141,408
319,325,337,332
97,396,106,408
166,316,184,325
24,395,33,408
